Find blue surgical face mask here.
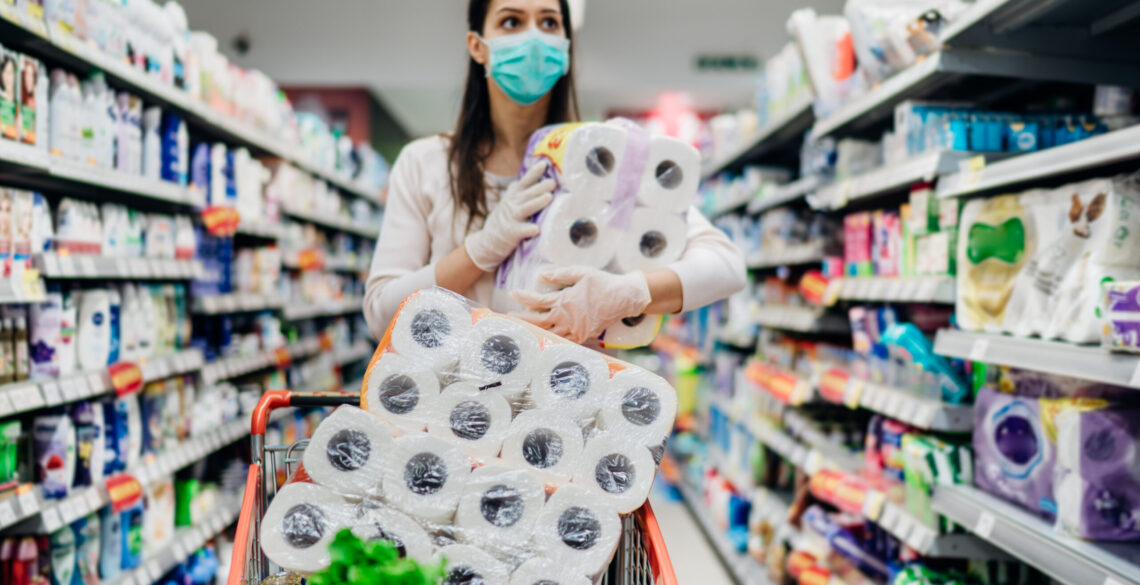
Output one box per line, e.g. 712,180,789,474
479,28,570,106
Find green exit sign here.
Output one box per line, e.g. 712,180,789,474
696,54,760,72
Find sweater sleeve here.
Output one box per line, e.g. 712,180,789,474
667,207,748,312
363,144,438,339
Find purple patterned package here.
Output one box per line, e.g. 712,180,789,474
973,386,1057,516
1053,403,1140,540
1101,281,1140,353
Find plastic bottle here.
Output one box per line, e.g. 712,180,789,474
0,319,12,385
48,70,70,158
59,288,77,376
141,106,162,180
77,289,110,370
107,287,120,365
161,112,188,186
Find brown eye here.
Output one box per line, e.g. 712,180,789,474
501,16,519,30
542,17,560,31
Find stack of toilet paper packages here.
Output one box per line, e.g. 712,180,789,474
493,119,700,349
1100,280,1140,353
259,288,678,583
973,369,1140,540
957,174,1140,344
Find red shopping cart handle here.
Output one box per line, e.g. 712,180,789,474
252,390,360,435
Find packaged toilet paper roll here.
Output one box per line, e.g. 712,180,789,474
455,465,546,554
533,485,621,578
535,195,620,269
556,123,628,200
460,316,541,391
510,556,592,585
301,406,393,497
382,434,471,524
600,314,663,350
1055,467,1140,540
531,343,611,425
436,544,510,585
364,352,441,434
260,482,354,574
598,368,677,449
500,410,584,485
636,137,701,213
427,383,513,461
389,288,473,369
572,432,657,514
612,208,687,274
351,504,435,561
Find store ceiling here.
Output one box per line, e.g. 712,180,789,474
181,0,843,138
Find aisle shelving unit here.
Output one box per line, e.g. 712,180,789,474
933,329,1140,390
752,305,850,335
813,150,980,210
827,277,956,305
192,293,285,315
933,485,1140,585
282,296,366,321
747,175,822,214
281,204,380,238
674,479,775,585
745,243,824,269
35,254,206,280
102,500,241,585
702,96,815,181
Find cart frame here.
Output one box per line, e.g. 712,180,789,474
227,390,678,585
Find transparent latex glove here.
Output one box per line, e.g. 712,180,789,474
464,160,555,272
511,266,651,343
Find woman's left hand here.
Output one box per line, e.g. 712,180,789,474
511,266,651,343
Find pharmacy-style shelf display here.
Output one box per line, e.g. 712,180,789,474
675,479,777,585
192,293,285,315
281,296,366,321
747,175,822,214
34,254,206,281
826,277,956,305
752,305,850,335
702,96,815,181
933,485,1140,585
746,243,824,270
813,150,979,210
281,205,379,239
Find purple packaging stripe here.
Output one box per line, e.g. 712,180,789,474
1107,320,1140,349
1106,284,1140,313
607,120,649,231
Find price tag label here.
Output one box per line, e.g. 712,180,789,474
803,450,824,475
915,404,937,428
0,392,13,416
78,256,97,277
60,379,80,401
116,259,131,276
17,491,39,514
968,338,990,362
57,254,75,276
58,499,78,522
894,511,916,542
0,500,17,526
862,490,886,521
41,507,62,532
881,503,901,531
40,253,60,275
974,511,996,538
41,382,63,405
146,561,161,581
23,385,45,409
86,489,103,511
87,373,105,395
134,572,150,585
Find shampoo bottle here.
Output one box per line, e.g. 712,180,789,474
76,289,110,371
98,506,122,580
107,287,120,364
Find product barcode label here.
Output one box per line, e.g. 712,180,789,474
17,491,38,514
86,489,102,511
974,511,996,538
41,382,62,405
0,393,13,416
41,507,62,531
0,500,17,526
968,338,990,362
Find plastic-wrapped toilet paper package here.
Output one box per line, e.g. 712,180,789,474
437,544,511,585
350,503,435,561
460,316,542,394
1055,468,1140,541
599,368,678,452
427,383,513,461
531,343,612,424
260,482,355,574
600,314,663,349
493,119,700,349
454,465,546,555
388,288,473,369
972,387,1057,515
534,485,622,578
302,406,392,498
382,434,472,523
572,433,658,514
510,556,592,585
1100,280,1140,353
363,352,441,433
500,409,585,486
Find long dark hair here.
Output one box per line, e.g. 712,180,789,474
448,0,580,231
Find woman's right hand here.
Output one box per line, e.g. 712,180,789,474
464,159,555,272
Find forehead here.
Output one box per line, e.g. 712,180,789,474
487,0,562,15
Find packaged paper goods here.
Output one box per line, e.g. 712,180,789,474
259,287,679,577
492,119,701,349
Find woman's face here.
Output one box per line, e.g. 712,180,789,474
0,60,13,97
469,0,565,66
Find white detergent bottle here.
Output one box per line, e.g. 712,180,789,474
141,106,162,180
137,286,156,359
77,289,111,371
119,284,139,362
48,70,69,158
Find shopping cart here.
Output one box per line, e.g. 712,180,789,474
227,390,679,585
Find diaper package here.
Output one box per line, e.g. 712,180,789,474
493,119,700,349
958,175,1140,343
1100,280,1140,353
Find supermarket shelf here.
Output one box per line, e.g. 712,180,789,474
201,349,279,385
743,361,815,406
933,484,1140,585
0,12,381,206
752,305,850,335
282,255,365,273
747,175,822,214
0,139,51,172
281,204,379,238
814,150,978,210
192,293,284,315
811,49,1140,140
701,96,815,181
782,411,863,473
860,381,973,432
872,497,1007,559
708,191,755,219
333,342,374,366
933,329,1140,390
1,349,204,420
106,499,241,585
745,243,824,269
937,123,1140,199
287,337,324,362
35,254,205,280
675,479,775,585
6,415,249,535
827,277,956,304
235,221,283,241
281,296,364,321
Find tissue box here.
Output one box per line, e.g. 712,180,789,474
1100,281,1140,353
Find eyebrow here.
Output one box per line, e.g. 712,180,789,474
496,7,525,14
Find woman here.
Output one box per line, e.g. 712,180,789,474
364,0,746,343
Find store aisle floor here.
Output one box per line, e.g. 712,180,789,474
649,482,734,585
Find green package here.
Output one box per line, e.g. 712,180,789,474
175,479,200,527
903,434,973,533
0,420,19,484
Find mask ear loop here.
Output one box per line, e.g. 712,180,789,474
474,34,492,78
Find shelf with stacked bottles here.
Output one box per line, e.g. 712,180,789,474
702,96,815,181
673,477,777,585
